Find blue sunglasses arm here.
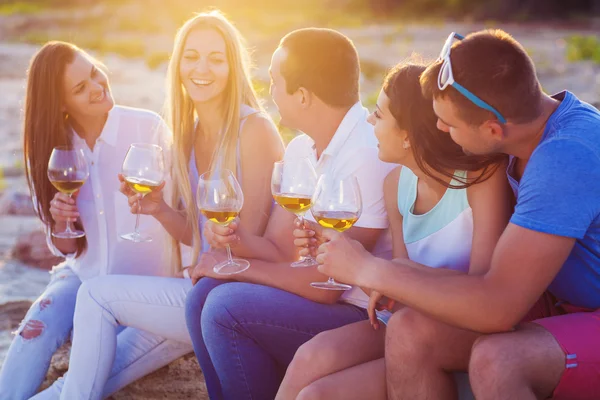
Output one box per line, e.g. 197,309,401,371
451,82,507,123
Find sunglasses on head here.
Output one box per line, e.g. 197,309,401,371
437,32,507,124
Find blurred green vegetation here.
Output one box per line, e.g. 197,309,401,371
566,35,600,64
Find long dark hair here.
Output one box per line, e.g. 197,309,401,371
23,41,87,256
383,61,505,189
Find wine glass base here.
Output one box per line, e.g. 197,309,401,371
291,258,318,268
120,232,152,243
310,281,352,291
213,259,250,275
52,230,86,239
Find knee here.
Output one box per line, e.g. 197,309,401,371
296,382,330,400
385,308,438,357
19,319,46,340
289,333,336,375
185,278,220,320
469,335,511,388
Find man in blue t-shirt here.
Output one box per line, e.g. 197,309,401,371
315,29,600,399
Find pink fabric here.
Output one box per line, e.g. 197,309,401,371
525,293,600,400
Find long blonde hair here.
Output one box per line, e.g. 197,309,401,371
165,10,264,273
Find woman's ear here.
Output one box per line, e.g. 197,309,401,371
400,130,411,150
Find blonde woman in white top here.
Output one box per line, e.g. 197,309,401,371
34,11,284,400
0,41,192,400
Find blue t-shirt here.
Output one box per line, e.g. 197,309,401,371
507,91,600,309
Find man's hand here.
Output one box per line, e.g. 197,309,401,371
316,229,376,287
367,290,395,330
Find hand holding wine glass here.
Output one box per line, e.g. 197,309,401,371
120,143,165,242
47,146,89,238
118,174,166,216
310,174,362,290
197,169,249,275
271,158,318,267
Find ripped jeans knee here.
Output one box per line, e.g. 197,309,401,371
18,319,46,340
15,296,53,340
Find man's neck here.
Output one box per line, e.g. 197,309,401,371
503,95,560,161
304,105,352,159
70,113,108,150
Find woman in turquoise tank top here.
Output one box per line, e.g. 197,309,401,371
276,62,512,399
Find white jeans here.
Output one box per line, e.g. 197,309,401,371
34,275,194,400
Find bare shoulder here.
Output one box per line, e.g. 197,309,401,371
384,165,402,187
239,112,284,159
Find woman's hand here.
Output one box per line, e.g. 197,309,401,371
203,219,241,250
367,290,395,331
118,173,166,216
190,251,229,285
293,218,326,257
49,192,79,226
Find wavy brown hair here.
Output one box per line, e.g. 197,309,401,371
383,61,505,189
23,41,88,256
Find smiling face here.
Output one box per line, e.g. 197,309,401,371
179,28,230,106
62,53,114,119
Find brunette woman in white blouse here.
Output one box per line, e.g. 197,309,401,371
32,11,284,400
0,41,192,400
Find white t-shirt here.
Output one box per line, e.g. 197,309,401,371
283,102,395,309
45,105,173,281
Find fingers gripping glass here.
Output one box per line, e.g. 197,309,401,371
271,159,319,268
310,174,362,291
437,32,507,124
48,147,89,238
121,143,165,242
197,169,249,275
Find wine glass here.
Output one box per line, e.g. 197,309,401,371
197,169,249,275
310,174,362,290
271,158,318,267
121,143,165,242
48,146,89,238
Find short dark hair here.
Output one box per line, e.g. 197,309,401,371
385,61,505,189
421,29,543,125
279,28,360,108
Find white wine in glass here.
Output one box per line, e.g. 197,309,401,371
48,146,89,239
310,174,362,290
197,169,249,275
121,143,165,243
271,158,318,267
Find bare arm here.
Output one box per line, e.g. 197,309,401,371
357,226,574,332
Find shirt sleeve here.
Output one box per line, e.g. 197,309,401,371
511,138,600,239
337,146,395,229
29,189,74,258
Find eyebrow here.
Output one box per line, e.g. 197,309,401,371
437,114,453,127
72,65,94,91
183,49,225,56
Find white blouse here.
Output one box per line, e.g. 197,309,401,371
45,105,173,281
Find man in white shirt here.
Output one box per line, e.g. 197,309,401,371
185,28,395,400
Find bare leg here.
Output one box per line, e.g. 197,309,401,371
297,358,386,400
385,308,481,400
276,320,384,400
469,323,564,400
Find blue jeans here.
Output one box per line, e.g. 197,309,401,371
185,279,368,400
0,266,81,400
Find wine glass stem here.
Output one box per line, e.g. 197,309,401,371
299,214,315,262
65,193,75,234
327,277,336,285
225,244,234,264
134,197,142,235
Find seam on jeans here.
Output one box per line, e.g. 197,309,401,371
230,325,253,400
110,334,168,376
86,288,112,398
